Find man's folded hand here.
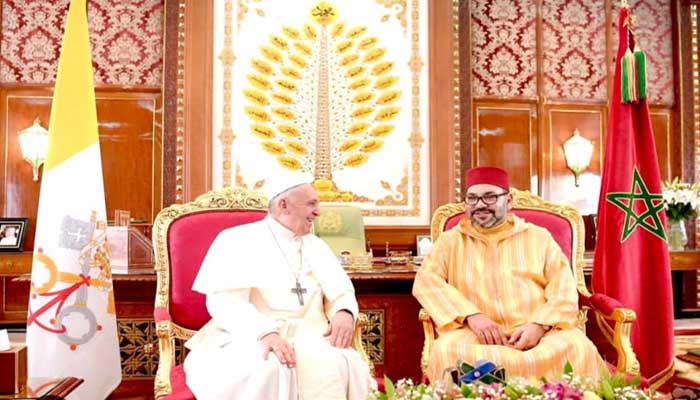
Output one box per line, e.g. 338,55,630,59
465,313,507,345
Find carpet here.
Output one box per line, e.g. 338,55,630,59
675,335,700,384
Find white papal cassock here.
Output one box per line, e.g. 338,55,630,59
184,216,374,399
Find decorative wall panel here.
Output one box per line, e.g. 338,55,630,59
546,108,604,214
117,319,187,378
649,110,672,181
542,0,607,101
118,319,158,377
471,0,537,98
0,89,163,251
0,0,163,86
212,0,430,224
474,104,536,192
359,309,384,365
613,0,674,105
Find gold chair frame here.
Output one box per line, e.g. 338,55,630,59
419,188,640,378
153,187,371,399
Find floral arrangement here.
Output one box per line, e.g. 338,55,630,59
370,364,667,400
662,177,700,222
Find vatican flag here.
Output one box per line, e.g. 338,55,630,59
26,0,121,398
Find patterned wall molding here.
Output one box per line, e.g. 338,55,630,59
471,0,537,98
691,4,700,245
452,0,462,201
614,0,674,105
0,0,163,86
174,0,186,203
542,0,607,101
471,0,673,103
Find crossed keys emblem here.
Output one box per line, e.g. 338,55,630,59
27,211,115,350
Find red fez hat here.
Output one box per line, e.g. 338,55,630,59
465,166,509,191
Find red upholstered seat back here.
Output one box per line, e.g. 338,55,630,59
443,209,573,264
167,210,267,330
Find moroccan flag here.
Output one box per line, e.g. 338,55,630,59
592,4,673,386
26,0,121,397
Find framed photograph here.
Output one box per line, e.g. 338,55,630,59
416,234,433,257
0,218,29,252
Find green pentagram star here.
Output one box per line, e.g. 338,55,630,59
605,167,667,243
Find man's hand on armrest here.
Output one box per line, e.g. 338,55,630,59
324,310,354,348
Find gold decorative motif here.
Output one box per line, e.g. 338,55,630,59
118,319,189,378
422,189,640,378
692,5,700,248
175,0,186,203
316,210,343,233
220,0,236,186
375,0,407,33
241,3,403,191
221,1,426,218
237,0,265,29
451,0,461,201
360,309,384,365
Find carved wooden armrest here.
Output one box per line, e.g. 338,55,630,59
352,312,374,376
153,307,175,399
419,308,436,378
580,292,640,376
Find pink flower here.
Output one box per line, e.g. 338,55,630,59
542,382,584,400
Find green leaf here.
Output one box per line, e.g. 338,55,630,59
526,386,543,395
504,386,520,400
461,383,474,398
383,375,395,398
630,375,641,388
601,379,615,400
563,360,574,375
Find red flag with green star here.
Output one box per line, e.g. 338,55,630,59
592,4,673,386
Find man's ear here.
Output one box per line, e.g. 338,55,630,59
278,197,288,211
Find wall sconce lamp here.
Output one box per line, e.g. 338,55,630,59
563,129,594,187
18,118,49,182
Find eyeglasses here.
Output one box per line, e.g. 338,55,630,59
465,192,509,206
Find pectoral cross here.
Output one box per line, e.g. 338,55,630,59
291,280,307,305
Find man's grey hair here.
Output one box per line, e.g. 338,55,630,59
267,183,307,215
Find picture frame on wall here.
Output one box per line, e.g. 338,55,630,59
0,218,29,252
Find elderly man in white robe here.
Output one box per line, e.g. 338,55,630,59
183,181,374,400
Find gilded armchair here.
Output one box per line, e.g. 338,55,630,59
419,188,640,379
152,187,371,399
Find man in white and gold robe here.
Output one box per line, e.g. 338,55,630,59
184,182,374,400
413,166,606,383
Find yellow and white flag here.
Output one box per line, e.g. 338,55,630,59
26,0,121,398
